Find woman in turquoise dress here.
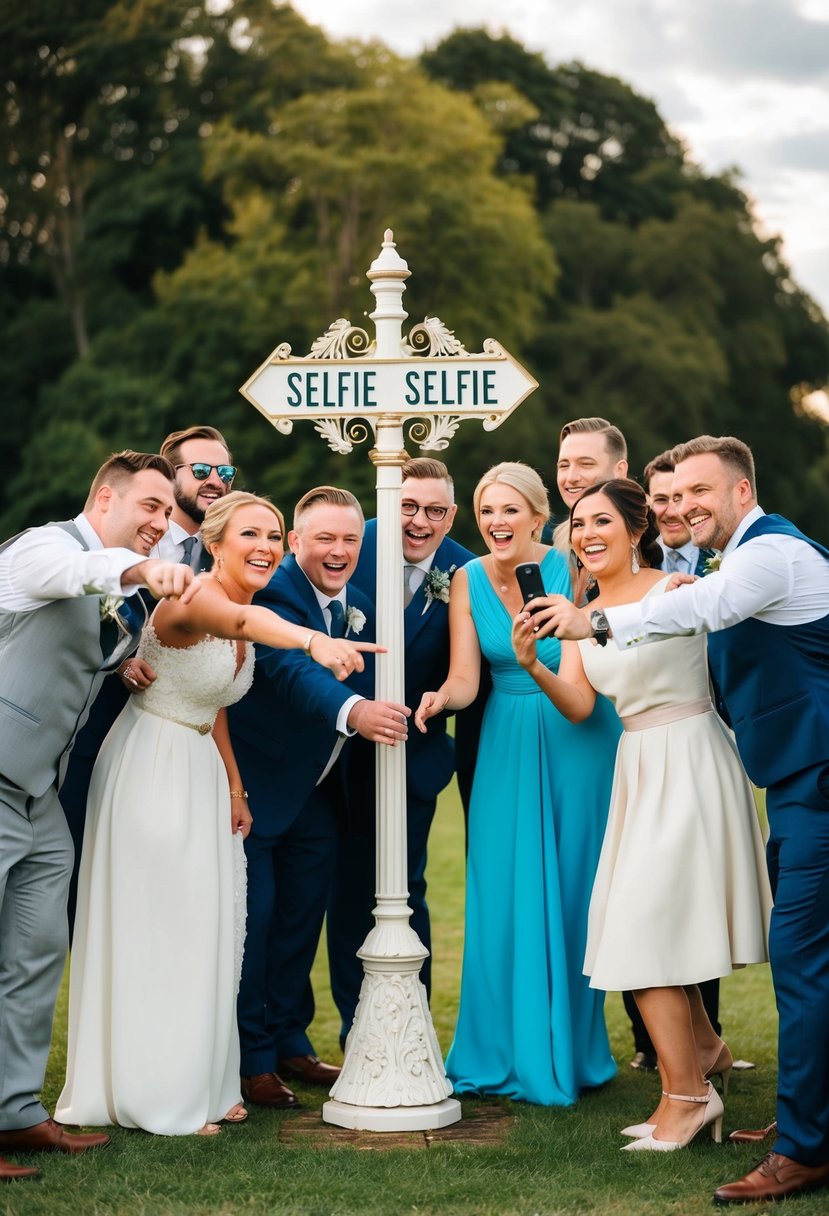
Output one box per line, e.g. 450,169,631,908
416,462,619,1104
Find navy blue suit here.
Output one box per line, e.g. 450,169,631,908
227,554,373,1072
328,523,478,1039
707,515,829,1166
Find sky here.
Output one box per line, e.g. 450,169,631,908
290,0,829,323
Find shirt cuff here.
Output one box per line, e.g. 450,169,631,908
337,694,363,735
605,601,648,649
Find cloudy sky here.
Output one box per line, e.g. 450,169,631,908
291,0,829,318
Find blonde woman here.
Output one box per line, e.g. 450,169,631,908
416,462,619,1105
58,492,376,1137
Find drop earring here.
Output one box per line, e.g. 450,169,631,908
631,545,640,574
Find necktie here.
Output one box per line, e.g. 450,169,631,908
403,564,418,608
666,549,688,574
180,535,197,567
328,599,346,638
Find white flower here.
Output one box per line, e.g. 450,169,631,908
423,564,457,608
345,606,366,636
99,593,125,623
703,553,723,575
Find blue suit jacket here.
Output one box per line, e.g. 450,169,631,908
350,521,477,803
227,554,374,836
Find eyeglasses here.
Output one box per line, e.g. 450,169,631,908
175,463,236,484
401,501,449,522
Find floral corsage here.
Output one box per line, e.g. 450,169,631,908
423,564,457,608
345,606,366,636
99,593,126,623
702,553,723,575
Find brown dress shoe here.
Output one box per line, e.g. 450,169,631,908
728,1120,777,1144
0,1155,40,1182
714,1152,829,1204
0,1119,110,1155
240,1073,300,1110
276,1054,341,1086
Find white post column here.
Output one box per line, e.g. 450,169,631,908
322,232,461,1131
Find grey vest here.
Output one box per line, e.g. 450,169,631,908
0,521,128,798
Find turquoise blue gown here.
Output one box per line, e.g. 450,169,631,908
446,550,619,1105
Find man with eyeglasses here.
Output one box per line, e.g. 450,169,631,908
328,457,479,1046
60,426,235,937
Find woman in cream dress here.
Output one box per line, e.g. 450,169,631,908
512,479,771,1152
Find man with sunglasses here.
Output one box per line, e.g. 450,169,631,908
156,425,236,569
328,457,479,1047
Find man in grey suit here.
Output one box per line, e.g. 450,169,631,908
0,450,195,1181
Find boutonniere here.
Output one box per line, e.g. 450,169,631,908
423,564,457,608
345,606,366,636
99,593,125,623
702,553,723,575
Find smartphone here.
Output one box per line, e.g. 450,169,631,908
515,562,547,613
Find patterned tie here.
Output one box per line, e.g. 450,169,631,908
403,564,418,608
328,599,346,638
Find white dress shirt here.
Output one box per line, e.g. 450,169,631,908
150,519,193,564
609,506,829,648
0,513,146,614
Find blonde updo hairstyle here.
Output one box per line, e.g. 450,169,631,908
202,491,285,560
473,461,550,542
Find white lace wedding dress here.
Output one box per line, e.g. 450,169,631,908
56,626,254,1135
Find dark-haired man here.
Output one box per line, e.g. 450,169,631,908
0,452,194,1181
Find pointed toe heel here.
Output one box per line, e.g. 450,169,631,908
621,1082,723,1153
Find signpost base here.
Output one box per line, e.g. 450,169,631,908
322,1098,461,1132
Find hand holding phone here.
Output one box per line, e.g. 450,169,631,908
515,562,546,613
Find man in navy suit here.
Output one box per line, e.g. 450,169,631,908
329,457,478,1045
228,487,409,1109
544,435,829,1204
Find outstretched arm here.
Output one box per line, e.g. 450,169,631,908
414,569,481,732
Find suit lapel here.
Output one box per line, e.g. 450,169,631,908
284,555,329,632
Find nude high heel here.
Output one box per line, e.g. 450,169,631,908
621,1082,723,1152
704,1040,733,1098
621,1120,656,1138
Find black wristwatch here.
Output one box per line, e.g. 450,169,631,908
589,608,610,647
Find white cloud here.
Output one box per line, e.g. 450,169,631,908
291,0,829,317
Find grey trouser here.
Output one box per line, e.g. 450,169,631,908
0,775,72,1129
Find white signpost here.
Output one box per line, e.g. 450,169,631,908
241,230,538,1131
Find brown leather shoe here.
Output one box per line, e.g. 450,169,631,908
714,1152,829,1204
728,1120,777,1144
0,1119,110,1155
0,1155,40,1182
240,1073,300,1110
276,1054,341,1086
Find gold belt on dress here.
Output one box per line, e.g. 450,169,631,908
621,697,713,732
137,704,213,735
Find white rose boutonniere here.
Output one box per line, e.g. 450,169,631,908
99,593,126,623
702,552,723,576
423,564,457,609
345,606,366,636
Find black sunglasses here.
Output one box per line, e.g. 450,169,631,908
176,462,236,484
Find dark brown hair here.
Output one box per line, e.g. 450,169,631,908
671,435,756,496
160,425,232,467
84,450,175,510
570,478,662,568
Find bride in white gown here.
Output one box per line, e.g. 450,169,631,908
57,492,376,1136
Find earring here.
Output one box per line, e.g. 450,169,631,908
631,545,640,575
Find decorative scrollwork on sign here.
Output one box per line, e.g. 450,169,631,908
406,415,461,451
308,318,372,360
408,317,468,358
272,342,293,360
313,417,374,455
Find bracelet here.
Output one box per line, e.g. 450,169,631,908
303,631,317,657
229,790,248,800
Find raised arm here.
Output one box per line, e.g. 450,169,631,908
511,604,596,723
414,568,481,732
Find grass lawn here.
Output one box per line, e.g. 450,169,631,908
10,784,808,1215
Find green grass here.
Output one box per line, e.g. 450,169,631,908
8,782,809,1215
